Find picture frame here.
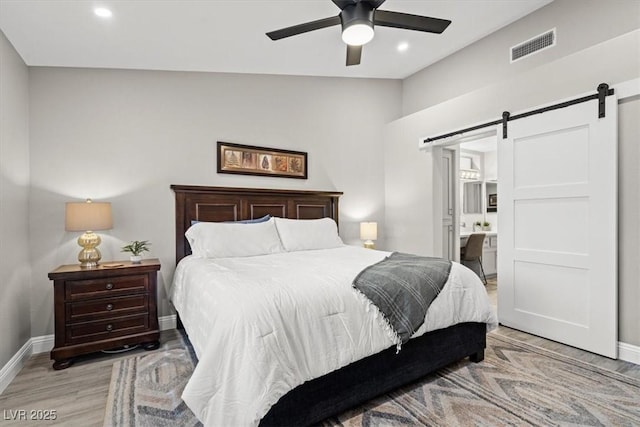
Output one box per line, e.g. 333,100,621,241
217,142,308,179
487,193,497,212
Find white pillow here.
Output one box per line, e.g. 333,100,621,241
274,217,344,252
185,218,284,258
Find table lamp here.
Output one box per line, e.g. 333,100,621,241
65,199,113,268
360,222,377,249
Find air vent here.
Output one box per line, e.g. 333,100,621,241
511,29,555,62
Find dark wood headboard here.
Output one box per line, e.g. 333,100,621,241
171,185,343,264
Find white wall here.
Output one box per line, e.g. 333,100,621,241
402,0,640,116
0,31,31,367
384,27,640,345
28,68,401,336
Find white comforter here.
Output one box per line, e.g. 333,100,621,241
170,246,497,427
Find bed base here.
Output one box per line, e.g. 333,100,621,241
177,316,485,426
260,321,485,426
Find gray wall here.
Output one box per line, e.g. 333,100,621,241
384,2,640,345
618,96,640,345
0,31,31,367
28,68,401,337
402,0,640,116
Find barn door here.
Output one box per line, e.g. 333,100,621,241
498,95,618,358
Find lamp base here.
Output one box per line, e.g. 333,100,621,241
363,240,375,249
77,231,102,268
78,256,100,269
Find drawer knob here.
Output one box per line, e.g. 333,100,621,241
106,324,113,332
105,283,114,290
106,304,113,311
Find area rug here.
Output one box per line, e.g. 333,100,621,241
104,333,640,426
103,333,201,427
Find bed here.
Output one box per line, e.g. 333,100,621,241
170,185,496,427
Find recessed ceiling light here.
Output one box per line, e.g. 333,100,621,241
94,7,113,18
397,42,409,52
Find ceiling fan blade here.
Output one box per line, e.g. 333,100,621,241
374,10,451,34
346,45,362,66
332,0,357,10
266,16,341,40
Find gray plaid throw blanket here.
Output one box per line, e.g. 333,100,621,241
353,252,452,349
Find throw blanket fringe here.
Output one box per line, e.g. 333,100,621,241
352,289,403,353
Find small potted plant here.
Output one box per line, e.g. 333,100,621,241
473,221,482,232
482,221,491,231
121,240,150,264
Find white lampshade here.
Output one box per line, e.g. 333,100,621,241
360,222,377,241
65,199,113,231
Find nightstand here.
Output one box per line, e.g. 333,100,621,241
48,259,161,370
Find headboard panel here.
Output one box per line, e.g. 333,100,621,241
171,185,343,264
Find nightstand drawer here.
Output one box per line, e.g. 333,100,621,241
66,294,148,322
66,274,148,300
66,314,149,344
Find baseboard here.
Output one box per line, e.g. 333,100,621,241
618,341,640,365
31,334,54,355
159,314,177,331
0,314,178,395
0,339,31,395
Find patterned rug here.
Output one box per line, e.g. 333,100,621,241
103,334,201,427
104,333,640,426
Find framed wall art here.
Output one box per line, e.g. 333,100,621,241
487,193,497,213
217,142,308,179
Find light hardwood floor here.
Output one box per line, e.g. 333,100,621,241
1,283,638,426
0,330,184,427
487,276,640,379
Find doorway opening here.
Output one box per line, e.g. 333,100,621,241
440,132,499,308
459,135,498,307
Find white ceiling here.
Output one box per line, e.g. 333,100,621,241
0,0,552,79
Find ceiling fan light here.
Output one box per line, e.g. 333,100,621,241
342,23,374,46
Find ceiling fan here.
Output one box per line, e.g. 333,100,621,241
266,0,451,66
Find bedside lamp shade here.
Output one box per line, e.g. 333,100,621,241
65,199,112,268
65,200,112,231
360,222,377,249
